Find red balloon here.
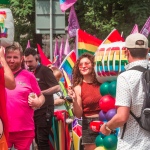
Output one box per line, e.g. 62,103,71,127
90,121,104,132
99,95,115,112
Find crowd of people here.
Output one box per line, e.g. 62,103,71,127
0,32,150,150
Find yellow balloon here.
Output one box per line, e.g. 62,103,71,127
94,146,106,150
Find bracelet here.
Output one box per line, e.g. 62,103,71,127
104,123,112,132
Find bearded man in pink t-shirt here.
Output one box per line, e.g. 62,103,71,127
5,42,45,150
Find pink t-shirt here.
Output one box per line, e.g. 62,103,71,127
6,70,41,132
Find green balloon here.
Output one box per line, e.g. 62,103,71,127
95,135,104,147
100,82,110,96
108,80,117,97
103,134,118,150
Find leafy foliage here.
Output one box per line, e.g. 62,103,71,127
0,0,150,49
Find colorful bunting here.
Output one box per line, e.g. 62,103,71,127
76,29,103,57
37,44,52,66
68,6,80,38
140,16,150,37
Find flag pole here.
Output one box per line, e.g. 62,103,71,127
50,0,53,61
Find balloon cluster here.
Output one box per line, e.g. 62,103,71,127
90,80,119,150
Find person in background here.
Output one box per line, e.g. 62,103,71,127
5,42,45,150
0,46,16,149
68,53,102,150
100,33,150,150
24,48,60,150
49,66,66,111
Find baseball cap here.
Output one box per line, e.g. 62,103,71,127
125,33,148,49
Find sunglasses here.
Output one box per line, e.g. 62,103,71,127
78,62,91,68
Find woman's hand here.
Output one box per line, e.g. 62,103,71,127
68,86,76,102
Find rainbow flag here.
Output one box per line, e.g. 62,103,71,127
76,29,103,58
59,50,76,80
60,0,77,12
62,69,71,89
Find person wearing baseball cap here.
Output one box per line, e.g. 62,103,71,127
100,33,150,150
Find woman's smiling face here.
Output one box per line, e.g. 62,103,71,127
78,57,92,76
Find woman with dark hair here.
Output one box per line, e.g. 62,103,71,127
68,53,102,150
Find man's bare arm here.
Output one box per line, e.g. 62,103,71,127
42,85,60,95
0,47,16,89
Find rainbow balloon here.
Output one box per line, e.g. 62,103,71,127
95,42,128,83
0,8,14,47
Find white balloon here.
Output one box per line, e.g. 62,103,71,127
0,8,14,47
95,42,128,83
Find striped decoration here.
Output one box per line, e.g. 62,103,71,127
95,42,128,83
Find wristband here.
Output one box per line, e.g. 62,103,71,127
105,123,112,132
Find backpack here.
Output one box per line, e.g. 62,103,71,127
121,65,150,139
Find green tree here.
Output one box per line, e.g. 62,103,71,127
75,0,150,40
0,0,36,49
1,0,150,49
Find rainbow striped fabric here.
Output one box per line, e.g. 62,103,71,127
76,29,102,58
59,50,76,81
62,69,71,89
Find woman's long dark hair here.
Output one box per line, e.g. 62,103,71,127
72,53,99,87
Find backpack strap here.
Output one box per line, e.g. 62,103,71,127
130,110,140,122
121,65,147,139
121,111,140,139
121,123,127,139
128,65,147,72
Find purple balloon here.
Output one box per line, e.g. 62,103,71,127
106,109,117,121
99,110,107,121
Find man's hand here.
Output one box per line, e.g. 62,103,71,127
100,123,111,135
28,93,42,109
0,46,5,62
